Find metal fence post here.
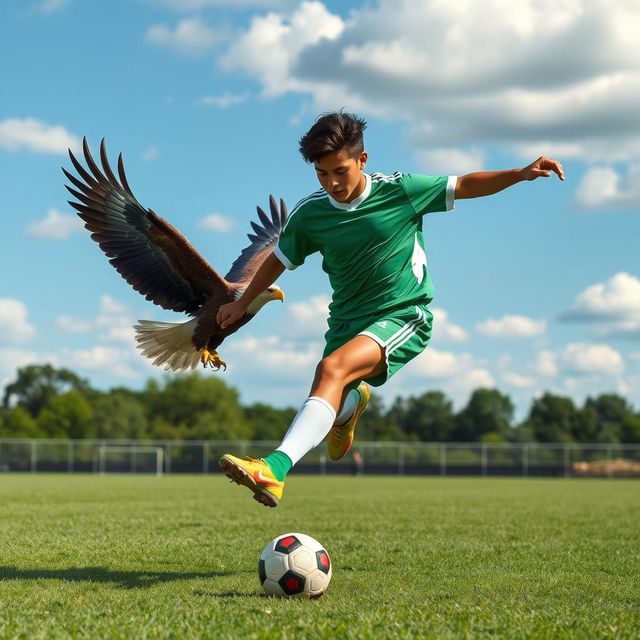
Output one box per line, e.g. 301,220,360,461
68,441,73,473
203,442,209,474
564,445,570,478
440,444,446,476
523,444,528,477
30,439,37,473
481,443,487,477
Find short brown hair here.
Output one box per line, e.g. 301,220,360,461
299,112,367,163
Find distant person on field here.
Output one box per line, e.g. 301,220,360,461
218,111,564,507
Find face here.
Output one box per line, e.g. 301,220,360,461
314,147,368,204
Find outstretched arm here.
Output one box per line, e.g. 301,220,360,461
217,252,285,329
455,156,564,200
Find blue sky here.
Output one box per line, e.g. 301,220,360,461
1,0,639,418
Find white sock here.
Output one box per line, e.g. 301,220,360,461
335,388,361,426
276,396,336,466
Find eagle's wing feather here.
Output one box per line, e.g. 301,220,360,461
64,138,230,315
224,195,288,284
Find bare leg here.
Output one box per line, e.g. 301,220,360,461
310,335,386,411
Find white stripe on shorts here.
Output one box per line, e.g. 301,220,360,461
385,307,427,355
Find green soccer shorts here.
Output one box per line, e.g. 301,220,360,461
323,302,433,388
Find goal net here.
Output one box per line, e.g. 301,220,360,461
96,445,164,476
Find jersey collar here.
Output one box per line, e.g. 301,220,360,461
327,173,372,211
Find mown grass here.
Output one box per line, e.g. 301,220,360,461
0,473,638,639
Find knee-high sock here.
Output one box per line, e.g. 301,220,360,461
275,396,336,466
334,387,361,426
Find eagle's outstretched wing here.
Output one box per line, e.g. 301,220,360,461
225,195,288,284
63,138,229,315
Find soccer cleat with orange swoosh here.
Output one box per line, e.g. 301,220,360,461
218,454,284,507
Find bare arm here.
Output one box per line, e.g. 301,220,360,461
455,156,564,200
217,252,286,329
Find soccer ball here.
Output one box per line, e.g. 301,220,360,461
258,532,332,598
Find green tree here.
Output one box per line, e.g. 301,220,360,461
3,365,91,417
358,395,406,441
620,413,640,443
0,406,45,438
244,403,297,441
92,392,149,439
388,390,456,441
37,391,95,439
144,373,248,439
454,388,514,442
579,394,633,443
147,417,186,440
522,392,580,443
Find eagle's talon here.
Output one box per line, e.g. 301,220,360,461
200,348,227,371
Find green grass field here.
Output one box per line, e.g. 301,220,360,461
0,474,638,639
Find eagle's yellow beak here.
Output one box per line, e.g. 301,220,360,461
271,287,285,302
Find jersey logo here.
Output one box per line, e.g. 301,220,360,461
411,234,428,284
376,321,388,329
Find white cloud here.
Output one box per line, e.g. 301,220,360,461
430,307,468,343
535,350,558,377
198,213,234,233
218,1,640,164
563,272,640,319
142,145,159,161
221,1,345,97
145,17,221,56
198,93,250,108
32,0,70,14
562,272,640,338
408,347,494,387
502,372,536,388
225,334,320,377
575,164,640,209
0,118,79,154
560,342,624,376
61,346,139,378
0,299,37,344
56,315,92,333
96,296,137,345
56,296,137,346
476,314,546,338
415,147,485,175
287,294,330,338
151,0,281,8
26,208,83,240
99,295,128,316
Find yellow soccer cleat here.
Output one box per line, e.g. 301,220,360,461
327,382,371,461
218,454,284,508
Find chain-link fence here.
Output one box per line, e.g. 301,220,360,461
1,438,639,477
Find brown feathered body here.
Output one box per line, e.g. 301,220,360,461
63,138,287,371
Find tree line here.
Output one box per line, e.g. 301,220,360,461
1,365,639,443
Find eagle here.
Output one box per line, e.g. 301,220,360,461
63,138,287,372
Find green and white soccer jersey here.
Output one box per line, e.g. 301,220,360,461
274,172,456,321
274,171,456,386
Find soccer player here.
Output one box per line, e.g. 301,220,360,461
217,112,564,507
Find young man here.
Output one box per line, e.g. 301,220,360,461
217,112,564,507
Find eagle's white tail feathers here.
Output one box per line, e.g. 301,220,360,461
134,318,201,372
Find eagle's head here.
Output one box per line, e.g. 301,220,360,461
246,285,285,315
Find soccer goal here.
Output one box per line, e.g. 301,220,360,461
96,445,164,476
